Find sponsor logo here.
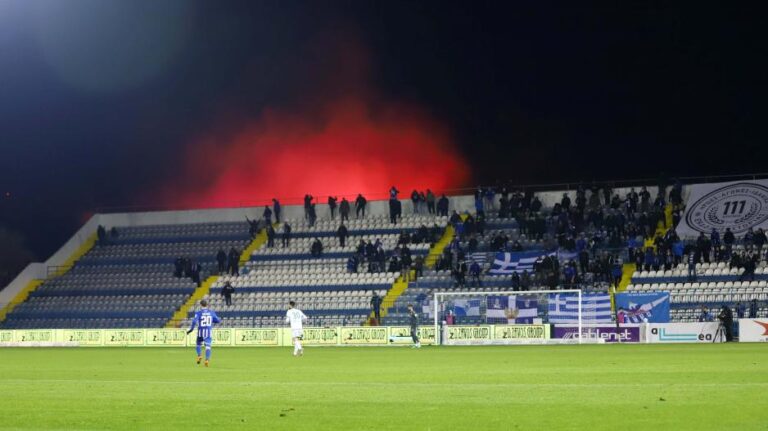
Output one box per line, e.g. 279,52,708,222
494,325,547,340
651,327,713,342
754,321,768,336
341,327,388,344
234,329,279,345
446,326,491,341
554,326,640,343
685,182,768,234
146,329,186,346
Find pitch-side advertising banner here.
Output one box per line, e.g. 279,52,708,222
676,180,768,238
645,323,723,343
388,326,437,345
553,325,641,343
738,319,768,342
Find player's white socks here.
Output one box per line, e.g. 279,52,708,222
294,340,302,355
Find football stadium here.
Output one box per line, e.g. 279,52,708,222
1,2,767,430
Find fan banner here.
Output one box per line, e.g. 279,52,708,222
676,180,768,238
615,292,670,323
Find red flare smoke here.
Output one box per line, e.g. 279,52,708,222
159,98,471,208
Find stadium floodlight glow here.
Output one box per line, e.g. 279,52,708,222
432,289,584,345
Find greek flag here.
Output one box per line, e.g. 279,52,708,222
489,250,546,274
489,249,578,274
548,293,612,324
452,298,482,317
486,295,539,324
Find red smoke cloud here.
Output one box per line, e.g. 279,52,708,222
156,34,470,208
160,98,470,208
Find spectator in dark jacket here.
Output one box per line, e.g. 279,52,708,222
228,248,240,276
216,249,227,274
328,196,338,220
337,223,349,247
266,224,276,248
437,194,449,217
355,194,367,218
221,282,235,306
272,198,281,223
282,223,292,247
310,238,323,257
263,205,273,224
340,198,351,221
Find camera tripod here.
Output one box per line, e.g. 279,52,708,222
713,322,727,343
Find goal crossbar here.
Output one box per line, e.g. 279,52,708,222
433,289,583,345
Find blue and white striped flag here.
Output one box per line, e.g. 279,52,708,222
548,293,612,324
468,252,488,265
452,298,482,317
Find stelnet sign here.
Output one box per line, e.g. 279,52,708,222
552,325,641,343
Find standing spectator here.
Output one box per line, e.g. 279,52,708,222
578,248,590,274
723,228,735,259
282,222,292,247
355,194,367,218
190,260,202,287
511,271,521,291
736,302,746,319
389,198,398,224
413,255,424,281
97,225,107,245
174,257,184,278
303,194,314,220
687,252,697,281
228,247,240,276
263,205,273,224
266,224,276,248
246,216,260,239
520,270,532,291
710,228,721,260
272,198,281,223
426,189,436,214
370,292,382,325
337,223,348,247
389,186,400,200
221,282,235,306
411,190,420,214
755,228,767,258
437,194,449,217
749,299,758,318
308,203,317,227
340,198,351,221
469,261,482,286
328,196,338,220
216,249,227,274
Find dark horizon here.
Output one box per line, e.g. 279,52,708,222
1,1,767,272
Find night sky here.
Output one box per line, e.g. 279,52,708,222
0,1,766,268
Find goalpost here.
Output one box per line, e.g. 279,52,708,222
433,289,588,345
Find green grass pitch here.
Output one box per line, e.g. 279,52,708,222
0,344,766,430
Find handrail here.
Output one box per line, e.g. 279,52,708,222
93,172,768,214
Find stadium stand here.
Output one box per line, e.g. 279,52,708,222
0,222,252,328
1,180,766,330
182,214,448,328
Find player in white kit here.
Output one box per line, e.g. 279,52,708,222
286,301,308,356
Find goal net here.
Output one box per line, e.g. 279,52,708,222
431,289,609,345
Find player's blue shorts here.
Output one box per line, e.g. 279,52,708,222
196,336,212,346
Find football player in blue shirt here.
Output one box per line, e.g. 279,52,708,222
187,299,221,367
